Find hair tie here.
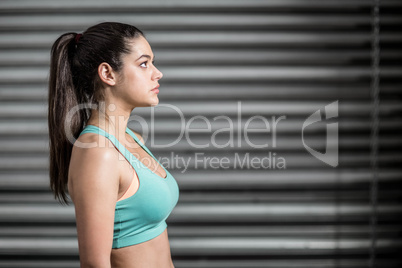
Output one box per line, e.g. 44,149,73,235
75,33,82,44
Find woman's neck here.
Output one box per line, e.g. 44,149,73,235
87,101,133,141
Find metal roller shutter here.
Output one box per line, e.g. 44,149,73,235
0,0,401,267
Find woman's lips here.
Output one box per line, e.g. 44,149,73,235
151,85,160,93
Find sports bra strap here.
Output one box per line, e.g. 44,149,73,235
125,127,155,158
79,125,134,167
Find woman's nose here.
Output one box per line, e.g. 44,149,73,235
154,67,163,80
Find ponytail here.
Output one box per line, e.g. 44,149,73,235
48,33,87,204
48,22,144,204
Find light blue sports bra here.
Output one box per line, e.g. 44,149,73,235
78,125,180,249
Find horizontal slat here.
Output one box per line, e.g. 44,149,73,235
1,32,401,49
0,0,401,12
0,173,49,189
2,83,401,101
0,260,402,268
0,226,77,237
1,189,401,204
0,120,48,135
0,261,78,268
0,101,401,118
0,86,47,100
1,137,401,156
0,237,401,256
0,14,401,31
0,203,400,223
0,152,400,170
168,225,402,238
2,83,402,103
2,225,401,238
1,136,401,153
1,66,402,84
170,237,402,255
173,259,401,268
0,118,400,137
176,169,401,189
169,204,402,222
0,259,401,268
166,190,402,203
0,169,400,190
1,49,402,67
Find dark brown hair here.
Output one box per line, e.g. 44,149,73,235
48,22,144,204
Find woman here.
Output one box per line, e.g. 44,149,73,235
48,22,179,268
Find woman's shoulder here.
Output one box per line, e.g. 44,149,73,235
71,132,120,168
69,132,120,193
68,132,121,207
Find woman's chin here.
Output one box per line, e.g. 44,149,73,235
133,96,159,108
149,98,159,107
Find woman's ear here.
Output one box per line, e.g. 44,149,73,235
97,62,117,86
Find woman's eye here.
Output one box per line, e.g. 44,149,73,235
140,61,147,68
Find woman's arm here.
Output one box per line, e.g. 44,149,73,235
68,135,120,268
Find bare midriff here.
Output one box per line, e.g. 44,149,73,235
111,228,174,268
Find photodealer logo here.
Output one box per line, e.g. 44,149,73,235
302,101,339,167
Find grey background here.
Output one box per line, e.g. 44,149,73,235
0,0,401,267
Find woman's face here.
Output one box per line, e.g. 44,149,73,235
114,36,163,108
